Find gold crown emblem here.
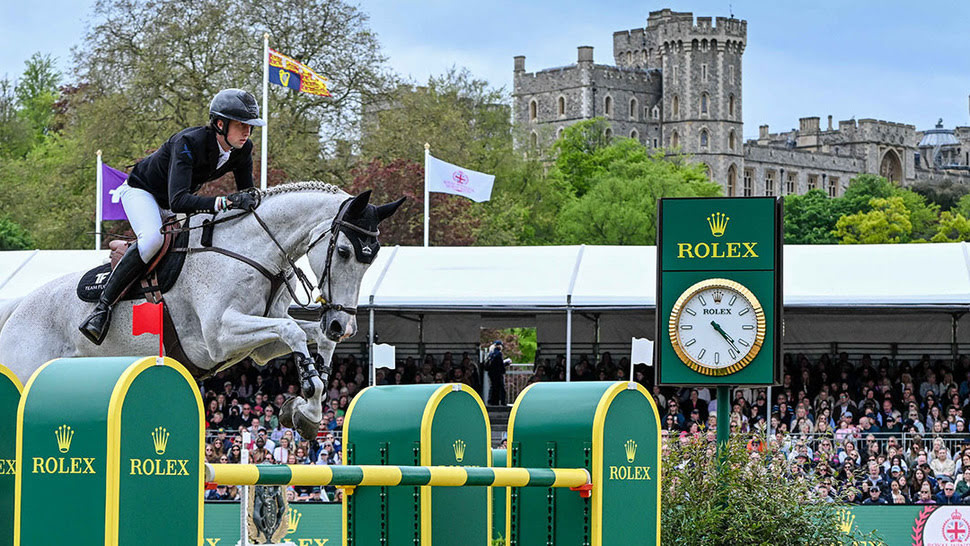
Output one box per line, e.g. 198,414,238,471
55,425,74,453
453,439,466,463
835,509,855,534
711,289,724,303
707,212,729,237
286,506,302,534
624,439,637,463
152,426,170,455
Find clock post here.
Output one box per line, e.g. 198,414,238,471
656,197,783,456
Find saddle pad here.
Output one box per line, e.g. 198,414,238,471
76,229,190,302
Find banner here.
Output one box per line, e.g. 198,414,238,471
100,163,128,221
425,154,495,203
268,48,331,97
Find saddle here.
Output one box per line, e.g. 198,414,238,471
76,218,190,303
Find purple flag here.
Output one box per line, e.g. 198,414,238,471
100,163,128,221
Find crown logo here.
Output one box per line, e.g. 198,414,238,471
707,212,729,237
286,507,301,535
835,509,855,534
55,425,74,453
152,426,170,455
711,289,724,303
624,439,637,463
453,439,465,463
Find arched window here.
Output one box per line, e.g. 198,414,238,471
700,130,709,147
630,129,639,141
630,98,638,120
529,100,537,122
652,105,660,120
557,96,565,117
729,130,736,151
604,96,613,118
671,131,679,148
880,150,902,182
530,131,538,149
729,95,735,117
727,165,737,196
605,127,613,139
701,93,709,115
672,95,679,117
556,127,563,139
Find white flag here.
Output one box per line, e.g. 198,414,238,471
425,154,495,203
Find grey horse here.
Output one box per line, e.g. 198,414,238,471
0,182,404,439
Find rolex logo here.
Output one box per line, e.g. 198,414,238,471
55,425,74,453
453,439,465,463
152,426,170,455
279,69,290,87
625,439,637,463
707,212,729,237
711,289,724,303
286,506,302,535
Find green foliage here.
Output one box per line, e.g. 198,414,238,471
834,196,913,244
0,216,33,250
14,53,60,145
783,189,842,244
931,211,970,242
555,138,720,244
661,435,879,545
911,178,970,211
548,118,613,197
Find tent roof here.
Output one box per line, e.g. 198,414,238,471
3,243,970,310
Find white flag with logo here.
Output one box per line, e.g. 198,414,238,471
425,154,495,203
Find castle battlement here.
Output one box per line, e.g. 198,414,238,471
645,9,747,39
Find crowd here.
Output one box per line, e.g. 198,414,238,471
201,348,970,506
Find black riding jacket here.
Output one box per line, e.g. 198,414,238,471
127,125,254,213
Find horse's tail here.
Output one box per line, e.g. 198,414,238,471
0,298,23,334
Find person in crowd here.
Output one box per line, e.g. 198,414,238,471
485,341,511,406
936,480,963,505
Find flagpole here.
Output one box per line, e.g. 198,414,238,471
96,150,103,251
261,32,269,190
424,143,430,247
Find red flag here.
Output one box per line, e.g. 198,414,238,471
132,301,164,357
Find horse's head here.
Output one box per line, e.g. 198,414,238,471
307,190,405,342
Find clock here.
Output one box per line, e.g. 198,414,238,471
667,278,766,376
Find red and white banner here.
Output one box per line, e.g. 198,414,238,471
425,154,495,203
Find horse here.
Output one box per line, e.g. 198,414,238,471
0,182,404,439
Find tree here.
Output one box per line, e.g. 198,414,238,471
911,178,970,212
834,196,912,244
547,118,613,197
783,189,842,244
555,139,720,244
662,435,879,545
14,53,61,144
931,211,970,242
0,76,33,158
0,216,33,250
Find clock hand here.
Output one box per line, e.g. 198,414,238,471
710,321,741,352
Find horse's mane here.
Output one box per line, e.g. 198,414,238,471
257,181,343,198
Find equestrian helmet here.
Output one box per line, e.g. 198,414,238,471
209,89,266,127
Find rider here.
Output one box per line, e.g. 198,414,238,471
79,88,264,345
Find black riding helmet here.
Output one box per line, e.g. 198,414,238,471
209,89,265,149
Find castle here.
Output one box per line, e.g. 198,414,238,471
513,9,970,196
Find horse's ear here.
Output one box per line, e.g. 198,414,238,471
377,197,407,222
346,190,372,217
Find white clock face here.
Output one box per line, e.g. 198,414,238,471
669,279,766,376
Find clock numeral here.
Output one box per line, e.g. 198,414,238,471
680,325,692,330
738,308,750,316
684,338,696,347
698,295,707,306
728,348,738,360
697,349,706,359
714,352,720,365
742,325,755,330
728,295,737,306
738,338,749,346
685,308,696,316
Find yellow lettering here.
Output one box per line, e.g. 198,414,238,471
694,243,710,258
83,458,95,474
177,460,189,476
726,242,740,258
314,540,330,545
131,459,142,475
677,243,694,258
205,539,221,546
742,242,758,258
144,459,156,475
711,243,725,258
45,458,57,474
642,466,652,480
609,466,618,480
70,458,82,473
32,457,44,474
58,458,69,473
299,540,312,546
167,459,177,475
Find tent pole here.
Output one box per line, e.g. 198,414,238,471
566,303,572,382
369,308,375,387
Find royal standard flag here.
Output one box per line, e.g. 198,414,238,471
268,48,331,97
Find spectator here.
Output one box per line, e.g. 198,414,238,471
936,481,963,504
862,486,888,505
916,483,937,505
930,447,956,480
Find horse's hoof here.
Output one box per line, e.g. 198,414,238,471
279,397,298,430
292,409,320,441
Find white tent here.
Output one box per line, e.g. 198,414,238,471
3,244,970,364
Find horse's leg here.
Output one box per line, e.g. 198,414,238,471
202,311,324,439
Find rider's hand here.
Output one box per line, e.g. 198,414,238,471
226,192,258,211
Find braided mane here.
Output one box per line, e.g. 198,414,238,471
257,181,343,197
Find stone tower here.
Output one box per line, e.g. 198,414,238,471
623,9,746,192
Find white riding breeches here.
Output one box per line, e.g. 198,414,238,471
116,182,168,263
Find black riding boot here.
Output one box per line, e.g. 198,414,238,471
79,246,148,345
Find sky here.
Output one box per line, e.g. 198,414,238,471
3,0,968,140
